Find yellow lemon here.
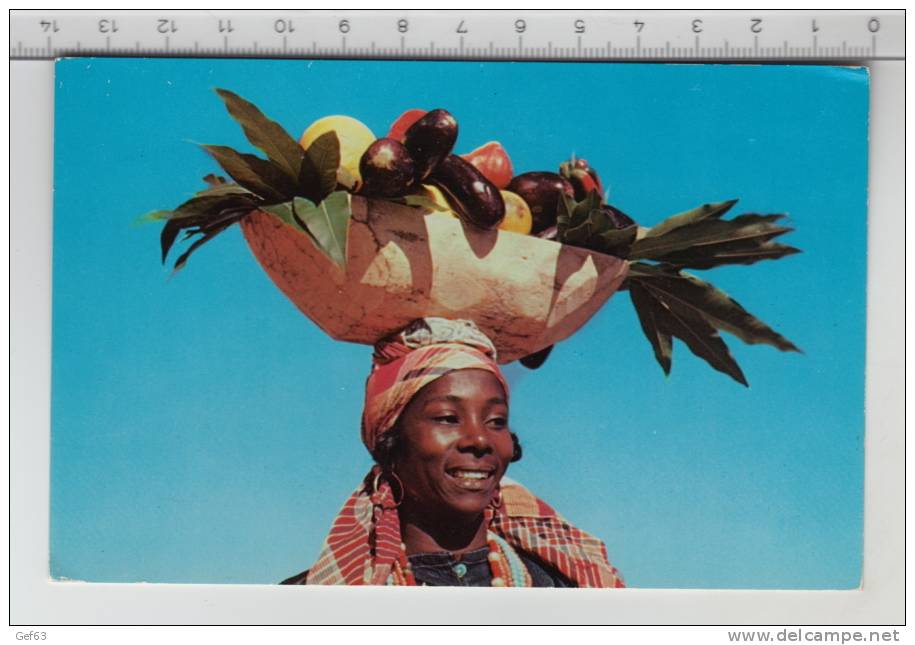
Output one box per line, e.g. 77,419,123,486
498,190,533,234
299,115,376,187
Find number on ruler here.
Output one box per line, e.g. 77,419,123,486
218,19,233,33
157,19,177,34
338,19,350,34
398,18,408,33
633,20,645,33
456,20,468,34
692,19,703,33
40,19,60,33
274,19,294,33
811,19,820,33
750,18,763,33
868,17,880,33
98,19,118,33
515,19,526,34
574,19,585,34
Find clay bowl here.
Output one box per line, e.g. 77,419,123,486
240,196,628,363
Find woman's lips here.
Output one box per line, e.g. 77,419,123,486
445,467,496,491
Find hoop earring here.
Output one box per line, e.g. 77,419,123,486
489,485,503,510
372,470,404,508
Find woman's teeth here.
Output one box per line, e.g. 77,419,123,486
451,470,490,480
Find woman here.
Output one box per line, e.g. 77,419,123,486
283,318,624,587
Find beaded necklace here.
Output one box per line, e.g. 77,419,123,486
388,530,533,587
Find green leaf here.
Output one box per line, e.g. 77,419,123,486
202,144,297,202
155,189,257,265
193,183,254,199
658,239,801,270
159,190,256,222
629,273,747,385
292,191,352,267
304,131,341,199
558,192,636,257
214,88,305,183
630,213,793,261
134,210,172,226
555,192,576,234
596,224,638,257
262,199,316,234
202,173,227,187
628,281,673,374
628,262,800,352
641,199,737,239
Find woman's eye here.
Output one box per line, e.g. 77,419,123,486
434,415,459,424
489,417,508,428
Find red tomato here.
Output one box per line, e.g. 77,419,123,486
387,108,427,142
461,141,514,189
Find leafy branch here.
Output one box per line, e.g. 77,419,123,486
151,89,349,272
556,194,802,385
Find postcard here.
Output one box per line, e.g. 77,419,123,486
50,58,868,589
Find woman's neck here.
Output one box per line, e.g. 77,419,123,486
398,506,488,557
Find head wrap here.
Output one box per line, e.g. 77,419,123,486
303,318,624,588
361,318,508,454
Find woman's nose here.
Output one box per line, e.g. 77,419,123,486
457,419,492,454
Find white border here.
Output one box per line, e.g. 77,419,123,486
9,56,904,625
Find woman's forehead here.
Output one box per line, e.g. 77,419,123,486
412,369,507,404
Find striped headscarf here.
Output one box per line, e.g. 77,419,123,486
305,318,624,588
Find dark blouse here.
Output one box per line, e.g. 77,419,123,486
281,547,574,587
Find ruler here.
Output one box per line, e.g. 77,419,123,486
10,10,904,61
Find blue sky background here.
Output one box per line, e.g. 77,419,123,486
51,59,868,588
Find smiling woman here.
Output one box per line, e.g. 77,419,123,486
281,318,625,587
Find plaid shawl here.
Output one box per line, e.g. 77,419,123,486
305,475,625,587
305,318,624,587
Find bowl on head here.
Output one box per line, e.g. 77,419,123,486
241,195,629,363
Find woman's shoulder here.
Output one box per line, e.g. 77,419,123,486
280,569,309,585
516,550,575,587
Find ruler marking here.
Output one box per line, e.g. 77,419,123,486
872,34,876,55
106,36,110,51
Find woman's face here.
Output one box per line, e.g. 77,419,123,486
392,369,514,520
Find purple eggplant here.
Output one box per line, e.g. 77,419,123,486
507,172,575,234
403,109,458,181
428,154,505,229
358,138,416,197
